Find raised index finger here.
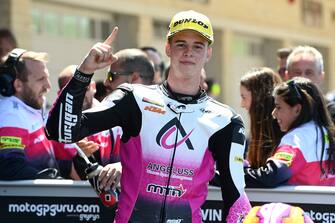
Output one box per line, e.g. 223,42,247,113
103,26,118,46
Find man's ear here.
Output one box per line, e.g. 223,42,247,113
165,41,171,57
130,72,141,84
206,47,212,62
13,79,23,94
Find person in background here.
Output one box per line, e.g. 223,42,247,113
0,28,17,64
245,77,335,187
276,47,293,80
53,65,100,163
285,45,324,87
100,48,155,164
240,67,283,168
0,29,17,101
0,49,77,179
103,48,154,95
141,46,165,84
75,49,155,171
53,65,121,189
45,10,251,222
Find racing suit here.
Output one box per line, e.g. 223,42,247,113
245,121,335,187
45,70,251,223
0,96,71,180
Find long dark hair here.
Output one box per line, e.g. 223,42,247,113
241,67,283,168
273,77,335,174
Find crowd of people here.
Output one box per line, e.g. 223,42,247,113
0,9,334,222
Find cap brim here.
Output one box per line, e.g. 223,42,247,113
168,29,213,45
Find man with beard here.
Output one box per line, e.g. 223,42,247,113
0,49,78,180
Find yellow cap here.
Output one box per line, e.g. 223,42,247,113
167,10,214,45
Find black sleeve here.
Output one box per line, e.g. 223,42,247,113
209,115,248,220
45,70,142,143
244,160,292,188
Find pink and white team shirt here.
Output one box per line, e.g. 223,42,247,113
0,96,56,173
270,121,335,185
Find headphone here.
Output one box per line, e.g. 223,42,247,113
0,48,27,96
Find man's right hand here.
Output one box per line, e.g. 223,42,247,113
78,27,119,74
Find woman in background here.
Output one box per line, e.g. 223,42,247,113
240,67,283,168
245,77,335,187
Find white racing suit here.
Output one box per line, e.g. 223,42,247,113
45,70,251,223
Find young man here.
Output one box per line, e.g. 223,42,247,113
0,49,77,179
46,10,251,223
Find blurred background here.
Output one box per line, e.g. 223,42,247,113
1,0,335,124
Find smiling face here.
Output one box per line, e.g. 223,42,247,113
166,30,212,80
272,95,301,132
240,85,252,111
16,60,51,109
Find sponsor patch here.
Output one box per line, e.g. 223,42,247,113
142,97,164,107
62,93,78,142
0,136,25,149
146,183,186,198
144,106,166,115
234,156,244,163
274,152,294,166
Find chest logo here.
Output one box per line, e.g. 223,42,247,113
156,117,194,150
144,106,166,115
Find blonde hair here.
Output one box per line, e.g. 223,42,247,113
16,51,48,81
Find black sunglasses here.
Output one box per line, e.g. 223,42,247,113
287,80,302,100
107,70,133,82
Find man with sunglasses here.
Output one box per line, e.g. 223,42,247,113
103,48,154,95
46,10,251,223
101,48,154,164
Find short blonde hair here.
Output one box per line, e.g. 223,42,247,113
17,51,48,81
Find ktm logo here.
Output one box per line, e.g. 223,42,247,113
144,106,166,114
